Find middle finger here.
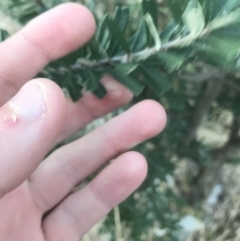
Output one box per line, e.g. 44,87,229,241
29,100,166,213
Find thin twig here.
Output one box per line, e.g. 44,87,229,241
114,206,123,241
69,25,214,71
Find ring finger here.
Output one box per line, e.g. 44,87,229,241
29,100,167,212
42,151,147,241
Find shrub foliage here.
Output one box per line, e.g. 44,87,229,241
2,0,240,240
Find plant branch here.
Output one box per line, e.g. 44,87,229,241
69,19,230,71
70,46,159,71
192,115,240,198
179,69,226,83
185,72,226,144
114,206,123,241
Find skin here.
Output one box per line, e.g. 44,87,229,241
0,3,167,241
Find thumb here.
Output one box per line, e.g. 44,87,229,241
0,79,66,199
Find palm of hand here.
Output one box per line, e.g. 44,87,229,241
0,3,166,241
1,183,44,241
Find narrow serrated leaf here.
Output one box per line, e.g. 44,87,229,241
139,65,172,96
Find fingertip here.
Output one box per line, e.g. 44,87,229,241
0,3,96,105
0,79,67,197
56,2,96,37
100,75,134,104
23,2,96,60
119,151,148,186
33,78,66,102
135,100,167,138
91,151,148,209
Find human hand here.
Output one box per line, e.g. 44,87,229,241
0,3,166,241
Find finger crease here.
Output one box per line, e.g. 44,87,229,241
79,99,97,122
101,127,121,157
28,177,53,212
57,156,82,187
0,73,19,100
89,182,112,210
21,31,52,62
60,204,86,237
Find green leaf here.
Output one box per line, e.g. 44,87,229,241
115,63,138,75
85,70,100,91
203,0,221,22
139,64,172,96
35,0,240,103
75,70,101,92
96,15,111,49
60,70,72,88
78,45,88,59
105,7,130,56
88,37,108,60
142,0,158,27
93,83,107,99
0,29,9,42
218,0,240,15
154,52,187,72
191,35,240,70
183,0,205,38
129,19,148,52
85,0,95,12
208,36,240,63
88,39,102,59
67,72,82,102
106,67,144,95
165,0,184,24
206,8,240,32
113,7,130,33
160,20,179,44
201,0,240,23
213,24,240,38
105,16,130,56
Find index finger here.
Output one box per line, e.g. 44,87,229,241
0,3,95,105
